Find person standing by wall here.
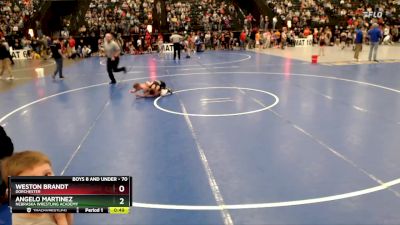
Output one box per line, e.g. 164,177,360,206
272,16,278,31
368,23,382,62
246,13,254,30
281,29,287,50
255,31,260,49
67,36,76,58
169,31,183,60
240,30,247,50
319,32,326,56
157,33,164,57
260,15,264,31
104,33,126,84
391,26,398,43
0,39,13,80
354,26,363,61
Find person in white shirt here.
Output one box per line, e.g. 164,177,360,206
272,16,278,30
82,45,92,57
104,33,126,84
169,31,183,60
383,34,393,45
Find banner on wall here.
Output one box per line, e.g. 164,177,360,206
295,35,313,47
9,47,29,60
162,44,174,53
295,38,313,47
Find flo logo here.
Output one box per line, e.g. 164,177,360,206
363,11,383,18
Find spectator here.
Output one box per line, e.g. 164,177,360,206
391,25,399,42
272,16,277,30
260,15,264,30
255,30,260,48
246,13,255,30
303,27,311,37
205,31,211,49
0,0,37,38
0,125,13,224
0,125,14,198
240,29,246,50
382,32,393,45
1,151,73,225
84,45,92,57
319,31,326,56
0,125,13,160
67,36,76,58
0,38,13,80
1,38,14,64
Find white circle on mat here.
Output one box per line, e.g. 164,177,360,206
153,87,280,117
99,53,251,67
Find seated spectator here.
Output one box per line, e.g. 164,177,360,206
83,45,92,57
382,34,393,45
1,151,73,225
0,125,13,202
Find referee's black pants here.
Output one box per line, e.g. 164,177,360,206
107,57,124,83
173,43,181,60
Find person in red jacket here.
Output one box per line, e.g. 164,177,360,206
67,36,76,58
240,30,247,50
303,27,311,37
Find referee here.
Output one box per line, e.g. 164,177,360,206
104,33,126,84
170,31,183,60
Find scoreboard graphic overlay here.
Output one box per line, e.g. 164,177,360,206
8,176,132,214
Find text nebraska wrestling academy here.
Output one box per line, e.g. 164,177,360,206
14,184,69,194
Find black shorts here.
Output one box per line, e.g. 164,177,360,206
154,80,166,89
159,81,166,89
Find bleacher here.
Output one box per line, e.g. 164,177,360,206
0,0,40,37
265,0,399,29
165,0,243,32
82,0,154,36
